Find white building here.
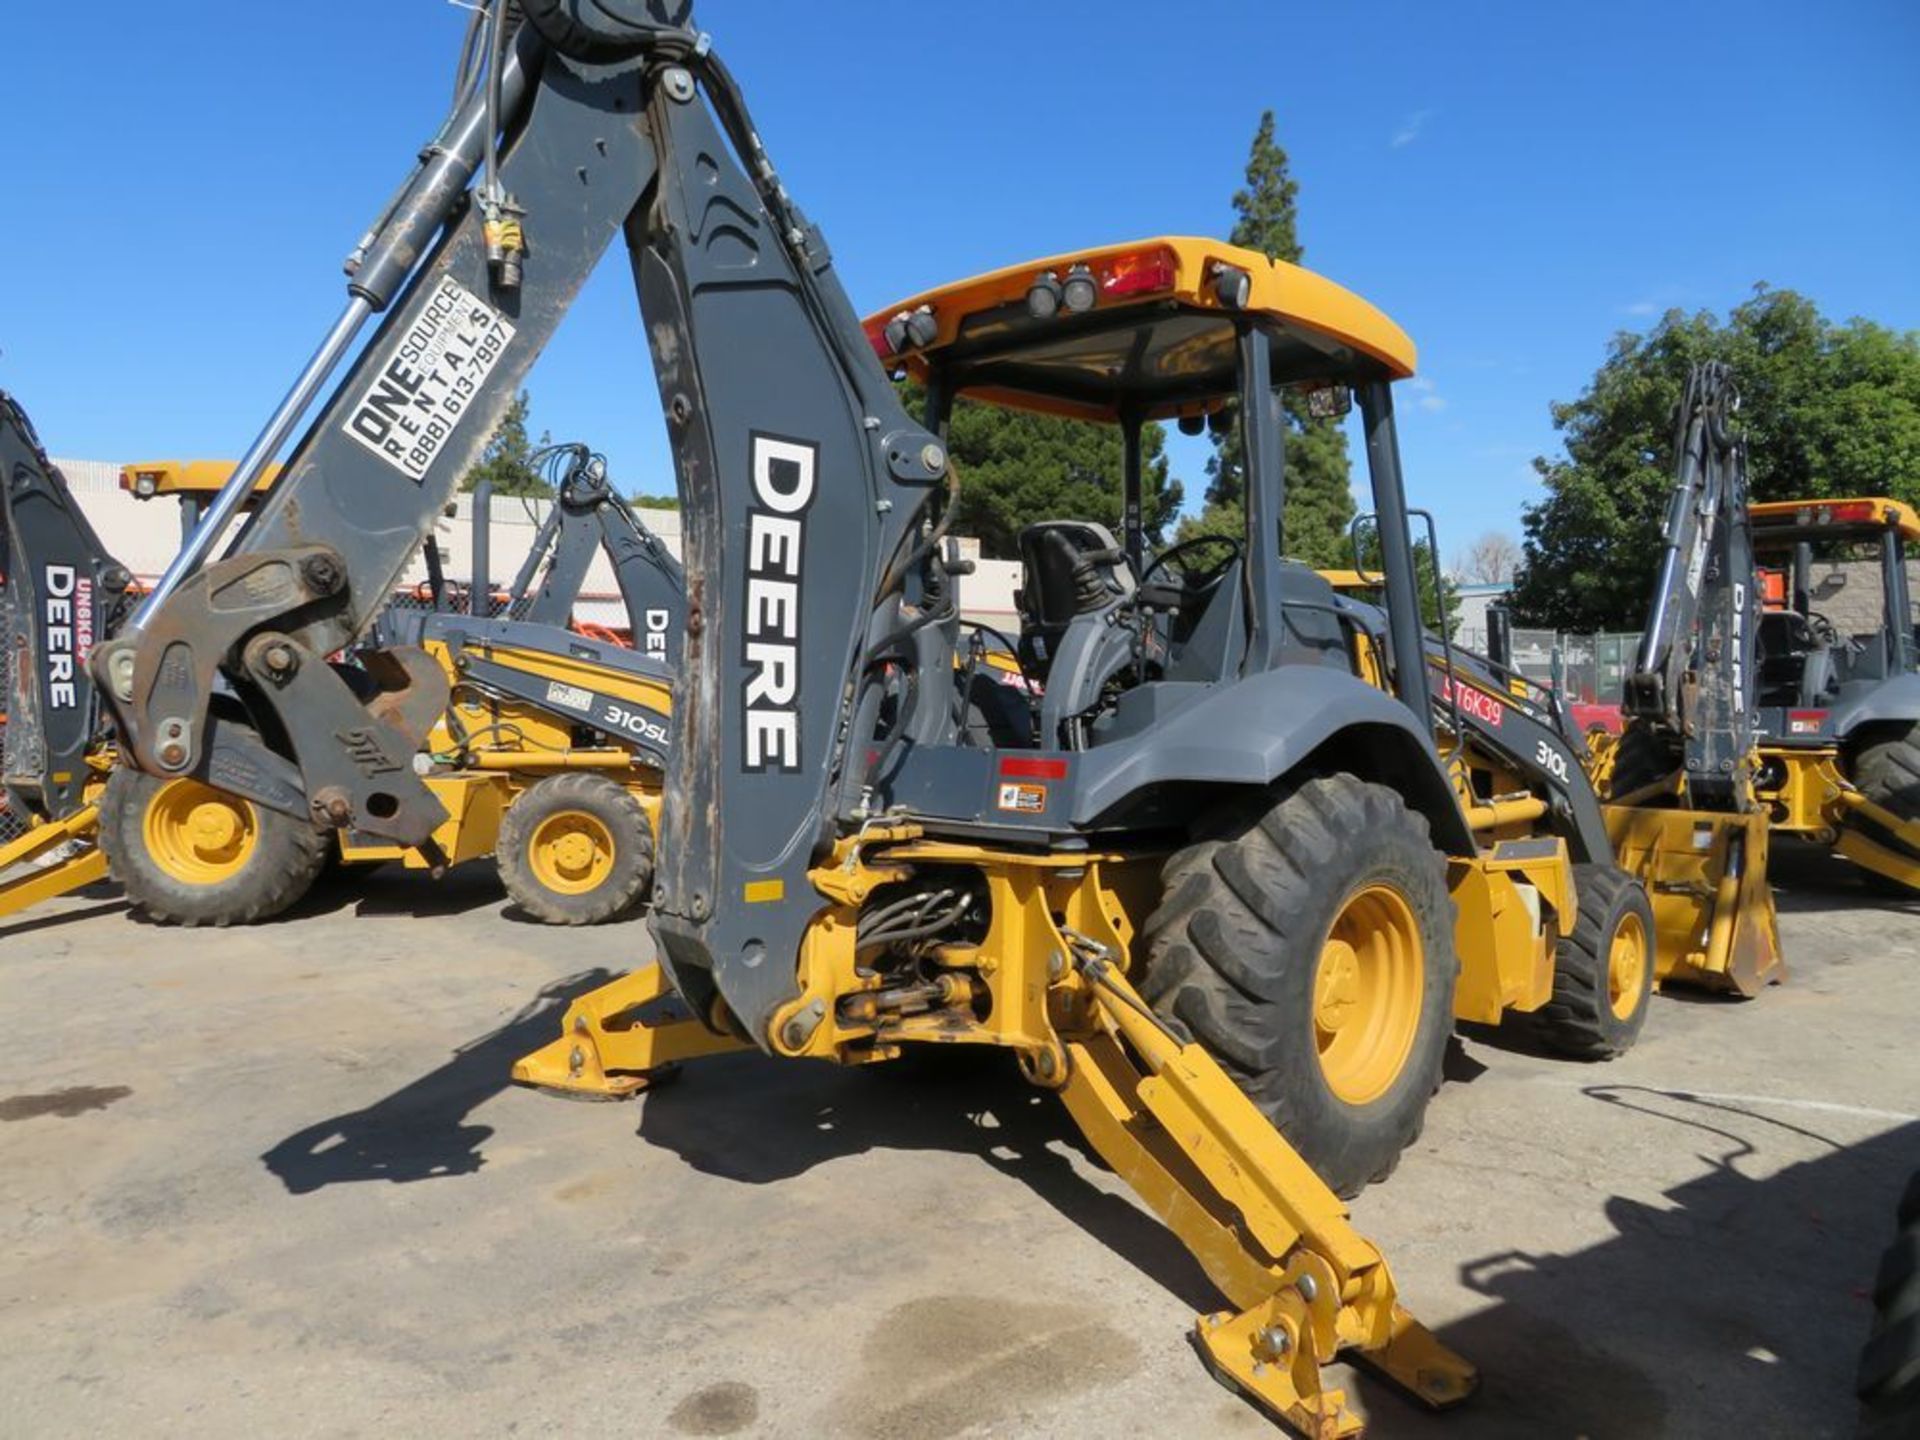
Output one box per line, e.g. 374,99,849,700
42,458,1022,637
1450,579,1513,651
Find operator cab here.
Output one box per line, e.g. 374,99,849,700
120,460,282,545
1750,498,1920,731
867,237,1426,757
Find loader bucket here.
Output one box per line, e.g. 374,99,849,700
1602,804,1783,996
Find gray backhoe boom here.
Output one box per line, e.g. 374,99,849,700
503,443,685,663
1622,360,1759,809
2,391,133,822
92,0,948,1042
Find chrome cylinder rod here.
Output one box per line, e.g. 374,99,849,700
126,17,542,631
128,296,374,629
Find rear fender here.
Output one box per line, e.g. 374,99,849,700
1833,674,1920,743
1072,667,1474,854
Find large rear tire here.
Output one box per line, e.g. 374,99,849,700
1535,864,1655,1059
495,773,654,925
1859,1170,1920,1440
98,766,330,926
1852,725,1920,896
1140,775,1458,1199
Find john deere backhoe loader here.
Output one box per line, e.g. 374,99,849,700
100,442,687,925
325,441,686,924
1745,497,1920,893
0,390,132,917
1588,362,1784,994
71,1,1696,1428
4,411,684,926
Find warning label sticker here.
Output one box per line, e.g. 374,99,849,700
996,781,1048,814
343,275,516,482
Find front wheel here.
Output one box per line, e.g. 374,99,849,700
1139,774,1458,1198
495,773,655,925
98,766,331,926
1536,864,1655,1059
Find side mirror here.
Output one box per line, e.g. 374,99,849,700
1303,384,1352,421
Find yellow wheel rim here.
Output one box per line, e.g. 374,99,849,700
141,779,259,885
1312,884,1425,1106
1607,910,1650,1021
528,811,617,896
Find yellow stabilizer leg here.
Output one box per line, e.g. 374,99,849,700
1603,804,1783,996
1833,791,1920,893
511,961,750,1097
1060,960,1474,1438
0,804,108,920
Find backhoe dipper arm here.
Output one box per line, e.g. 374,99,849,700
97,1,948,1039
2,392,132,820
598,497,685,665
508,446,687,664
1622,361,1758,808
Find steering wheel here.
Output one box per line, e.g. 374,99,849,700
1140,535,1243,598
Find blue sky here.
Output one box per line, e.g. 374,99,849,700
4,1,1916,562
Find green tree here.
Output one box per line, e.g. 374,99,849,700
1349,522,1457,632
462,390,551,497
904,382,1183,558
1511,287,1920,631
1184,111,1355,566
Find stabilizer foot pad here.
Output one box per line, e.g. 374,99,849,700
510,962,749,1097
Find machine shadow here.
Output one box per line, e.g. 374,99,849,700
1359,1104,1918,1439
636,1045,1220,1312
0,893,129,940
1769,840,1919,916
259,859,512,924
260,968,615,1194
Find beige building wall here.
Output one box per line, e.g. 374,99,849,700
1798,556,1920,639
44,458,1022,634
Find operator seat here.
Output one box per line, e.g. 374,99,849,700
1014,521,1136,681
1757,610,1836,708
1014,521,1143,748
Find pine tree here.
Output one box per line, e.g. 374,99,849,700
1187,112,1355,566
897,381,1182,559
462,390,551,497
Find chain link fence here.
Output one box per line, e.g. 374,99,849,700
1,569,1635,853
1504,627,1638,707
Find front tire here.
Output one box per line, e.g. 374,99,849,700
495,773,654,925
98,766,330,926
1140,775,1458,1198
1536,864,1655,1059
